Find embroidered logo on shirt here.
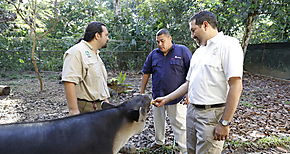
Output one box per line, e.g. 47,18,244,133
174,56,182,59
85,51,91,58
212,48,218,55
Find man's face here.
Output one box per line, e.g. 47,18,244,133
100,26,109,48
156,34,172,53
189,20,205,46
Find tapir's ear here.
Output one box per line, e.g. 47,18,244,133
128,109,140,122
101,101,115,109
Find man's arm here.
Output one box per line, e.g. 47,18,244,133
154,81,189,107
140,74,150,94
214,77,243,141
63,81,80,115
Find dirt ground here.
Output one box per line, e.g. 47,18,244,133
0,71,289,153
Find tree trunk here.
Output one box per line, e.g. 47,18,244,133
0,85,10,96
114,0,120,16
31,0,44,91
241,13,256,57
31,30,44,91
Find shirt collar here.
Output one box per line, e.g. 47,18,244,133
207,32,224,46
81,40,100,54
157,43,175,54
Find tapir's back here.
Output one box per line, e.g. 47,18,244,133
0,95,151,154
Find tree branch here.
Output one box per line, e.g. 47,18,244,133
4,0,34,31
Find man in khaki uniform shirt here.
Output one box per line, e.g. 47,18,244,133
62,22,110,115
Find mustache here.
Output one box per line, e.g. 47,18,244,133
102,41,109,48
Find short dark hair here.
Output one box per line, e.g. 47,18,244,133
189,11,218,29
83,22,105,42
156,28,171,37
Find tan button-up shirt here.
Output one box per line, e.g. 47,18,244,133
62,40,110,101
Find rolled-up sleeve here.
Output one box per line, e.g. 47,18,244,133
61,52,83,84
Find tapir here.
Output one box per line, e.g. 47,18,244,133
0,95,151,154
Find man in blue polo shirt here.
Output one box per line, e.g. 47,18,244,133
140,29,192,153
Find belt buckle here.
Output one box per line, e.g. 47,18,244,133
205,105,211,110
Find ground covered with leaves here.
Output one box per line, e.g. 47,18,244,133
0,71,289,153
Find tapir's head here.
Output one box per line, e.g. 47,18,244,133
121,94,151,123
112,94,151,153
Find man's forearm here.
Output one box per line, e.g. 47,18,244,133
166,81,189,102
221,77,243,121
63,82,79,113
140,74,150,94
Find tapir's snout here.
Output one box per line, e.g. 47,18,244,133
140,94,151,110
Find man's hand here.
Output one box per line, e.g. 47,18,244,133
69,109,80,116
184,95,190,104
104,98,110,104
213,124,230,141
151,96,168,107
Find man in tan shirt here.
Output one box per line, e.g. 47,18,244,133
62,22,110,115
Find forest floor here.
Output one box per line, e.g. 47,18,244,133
0,71,289,154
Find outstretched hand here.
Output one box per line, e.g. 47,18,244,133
151,96,168,107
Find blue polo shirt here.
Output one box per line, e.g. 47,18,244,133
142,44,192,105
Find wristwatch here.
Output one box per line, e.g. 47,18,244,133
219,119,231,126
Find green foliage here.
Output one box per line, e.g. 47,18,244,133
0,0,288,72
46,0,115,39
207,0,289,43
117,72,126,84
226,136,290,150
107,72,134,94
109,72,127,85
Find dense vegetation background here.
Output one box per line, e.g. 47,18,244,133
0,0,289,72
0,1,289,152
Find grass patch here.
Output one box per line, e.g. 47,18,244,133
1,73,22,80
284,101,290,105
0,71,35,80
226,136,290,150
240,101,256,108
2,81,23,86
257,136,290,148
45,73,60,80
137,145,180,153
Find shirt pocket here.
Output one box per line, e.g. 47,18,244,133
204,54,222,72
170,58,184,73
86,59,102,79
152,60,160,73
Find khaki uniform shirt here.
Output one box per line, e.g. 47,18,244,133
62,40,110,101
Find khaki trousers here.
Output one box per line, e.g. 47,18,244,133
186,104,225,154
77,99,102,113
153,103,187,154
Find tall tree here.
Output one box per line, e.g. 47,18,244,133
4,0,59,91
208,0,288,55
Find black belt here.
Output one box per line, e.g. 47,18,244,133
193,103,225,109
77,99,102,103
